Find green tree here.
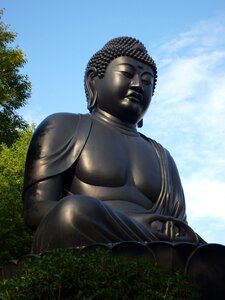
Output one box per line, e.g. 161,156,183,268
0,127,33,264
0,10,31,146
0,249,199,299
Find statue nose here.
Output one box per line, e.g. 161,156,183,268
130,74,143,92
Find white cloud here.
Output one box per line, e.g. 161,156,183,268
183,176,225,219
183,176,225,244
158,17,225,56
142,16,225,244
19,104,47,127
157,51,225,104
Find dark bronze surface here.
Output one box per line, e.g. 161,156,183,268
23,37,205,254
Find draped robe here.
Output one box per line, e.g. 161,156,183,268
23,113,200,253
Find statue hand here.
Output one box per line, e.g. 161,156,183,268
148,215,199,243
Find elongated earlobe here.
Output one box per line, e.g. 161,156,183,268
138,119,143,128
85,67,98,112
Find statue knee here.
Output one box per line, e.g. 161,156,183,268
55,195,102,226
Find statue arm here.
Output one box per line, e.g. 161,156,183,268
23,113,91,230
22,113,69,230
168,155,206,243
23,175,63,230
155,153,202,242
169,153,187,222
147,136,187,222
145,139,200,242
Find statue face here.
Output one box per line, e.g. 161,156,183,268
94,56,154,124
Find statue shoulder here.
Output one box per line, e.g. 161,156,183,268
140,132,179,171
31,113,91,146
36,112,86,131
24,113,92,191
140,132,171,156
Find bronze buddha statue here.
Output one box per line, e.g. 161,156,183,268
23,37,204,253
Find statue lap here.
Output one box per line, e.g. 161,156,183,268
32,195,157,253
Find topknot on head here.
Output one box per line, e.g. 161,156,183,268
86,36,157,81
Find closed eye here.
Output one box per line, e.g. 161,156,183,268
142,79,152,86
141,72,153,86
121,71,133,79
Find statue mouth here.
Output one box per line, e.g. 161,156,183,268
126,92,143,104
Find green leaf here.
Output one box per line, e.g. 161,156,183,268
0,10,31,146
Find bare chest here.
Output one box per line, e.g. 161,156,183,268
68,120,162,203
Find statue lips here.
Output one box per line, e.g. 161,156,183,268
126,91,143,105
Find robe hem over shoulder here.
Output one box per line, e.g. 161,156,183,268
23,113,187,222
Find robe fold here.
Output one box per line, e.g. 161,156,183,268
23,113,196,253
24,112,186,221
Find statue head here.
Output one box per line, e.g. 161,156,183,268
85,37,157,125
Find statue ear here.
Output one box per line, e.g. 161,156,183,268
138,119,143,128
85,67,98,112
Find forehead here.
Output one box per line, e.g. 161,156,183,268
107,56,154,75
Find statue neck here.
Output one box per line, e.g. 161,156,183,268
92,108,138,136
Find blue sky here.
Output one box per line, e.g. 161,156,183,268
2,0,225,244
